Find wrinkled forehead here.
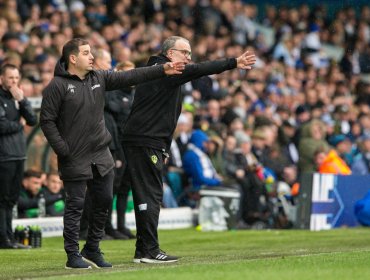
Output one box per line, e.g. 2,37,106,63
174,39,191,51
2,68,20,77
78,44,91,53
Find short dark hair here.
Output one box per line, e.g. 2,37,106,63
161,36,189,55
47,170,59,177
24,169,43,179
0,63,19,75
61,38,89,68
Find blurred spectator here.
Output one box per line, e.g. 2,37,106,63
40,171,65,217
328,134,355,166
314,147,351,175
227,130,269,227
0,64,37,249
352,135,370,175
298,119,330,173
18,169,43,218
183,129,223,190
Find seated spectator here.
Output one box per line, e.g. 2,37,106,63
352,135,370,175
328,134,356,166
162,181,178,208
314,147,351,175
227,130,270,227
40,171,65,217
18,169,65,218
183,130,223,190
18,169,43,218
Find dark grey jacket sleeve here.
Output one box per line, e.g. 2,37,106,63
40,81,70,157
103,64,165,91
0,106,23,135
19,98,37,126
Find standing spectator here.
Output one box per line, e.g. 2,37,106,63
121,36,255,264
39,38,184,269
0,64,37,249
298,120,330,174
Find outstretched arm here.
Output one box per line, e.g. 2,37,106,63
104,62,184,91
169,51,256,86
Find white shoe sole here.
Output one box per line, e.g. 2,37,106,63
140,258,178,264
65,265,92,270
133,258,141,263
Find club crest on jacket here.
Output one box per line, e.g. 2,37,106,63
151,155,158,164
67,84,76,95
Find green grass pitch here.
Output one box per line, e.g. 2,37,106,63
1,228,370,280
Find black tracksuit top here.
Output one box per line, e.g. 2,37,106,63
122,54,237,151
0,88,37,162
40,59,167,181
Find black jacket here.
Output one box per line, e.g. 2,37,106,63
122,54,237,151
104,87,134,147
40,59,167,181
0,88,37,162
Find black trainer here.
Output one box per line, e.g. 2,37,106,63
65,252,92,269
140,249,179,264
81,247,113,268
133,248,144,263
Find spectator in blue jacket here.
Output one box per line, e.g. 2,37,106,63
183,129,223,190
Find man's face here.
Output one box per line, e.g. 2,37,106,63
23,176,42,196
314,152,326,167
94,50,112,70
0,68,20,91
47,174,63,194
72,44,94,72
168,39,192,64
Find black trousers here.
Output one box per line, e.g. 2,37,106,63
0,160,24,243
123,146,164,254
63,165,114,254
80,152,131,235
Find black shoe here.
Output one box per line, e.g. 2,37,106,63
65,252,92,269
105,229,129,240
81,247,113,268
140,249,179,264
0,241,31,249
133,247,144,263
13,242,32,249
0,241,16,249
118,228,136,239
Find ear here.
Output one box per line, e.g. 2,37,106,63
70,54,77,65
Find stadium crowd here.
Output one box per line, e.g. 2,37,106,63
1,0,370,231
